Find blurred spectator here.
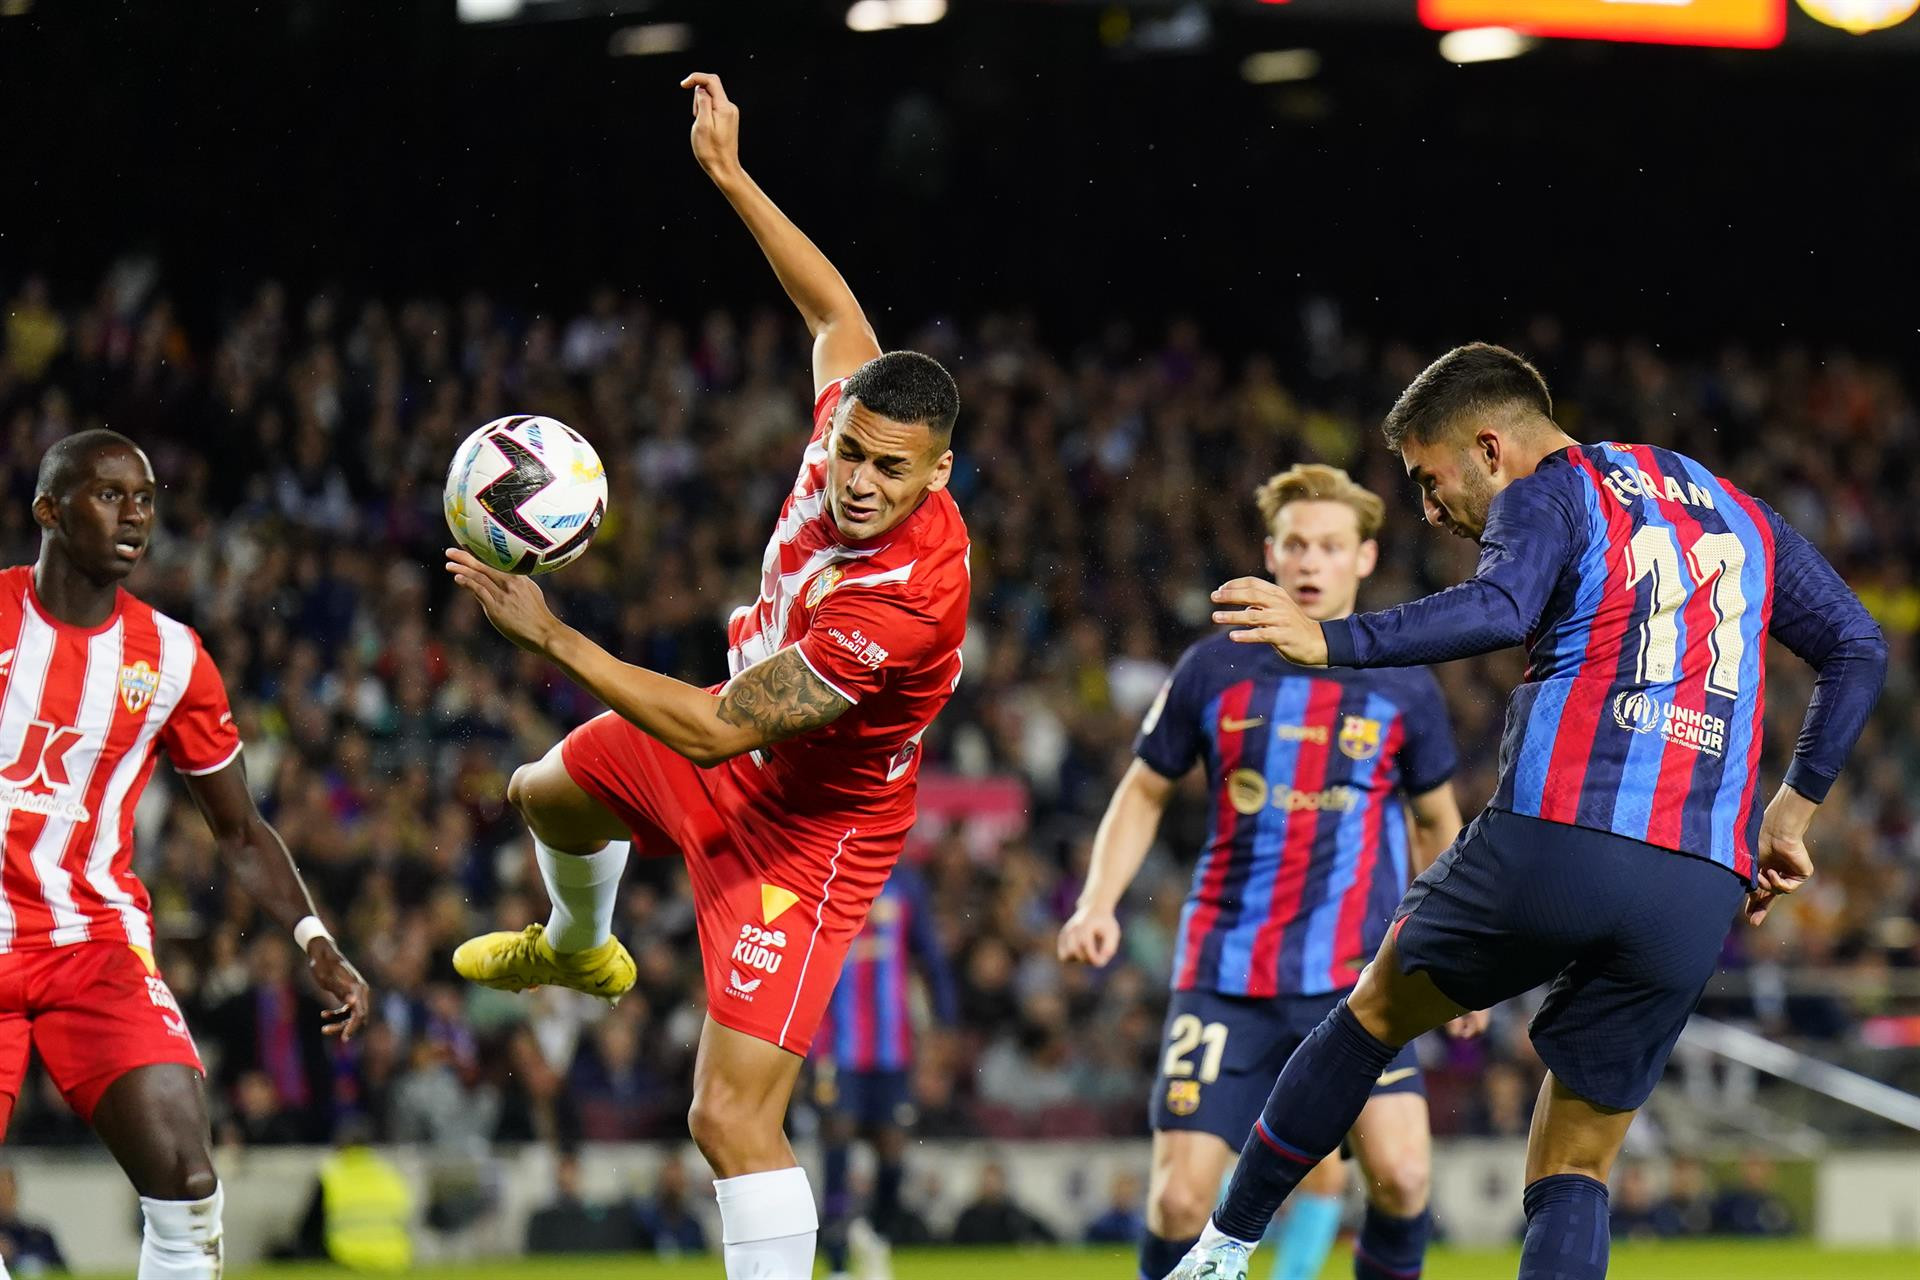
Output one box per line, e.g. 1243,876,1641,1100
629,1158,708,1257
524,1150,634,1254
1083,1169,1147,1245
1710,1155,1797,1237
1660,1158,1715,1238
1609,1164,1680,1242
202,936,334,1143
0,1165,66,1276
948,1162,1056,1247
0,269,1913,1148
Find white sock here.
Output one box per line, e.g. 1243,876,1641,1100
715,1166,818,1279
536,836,629,952
1199,1216,1261,1251
139,1184,223,1280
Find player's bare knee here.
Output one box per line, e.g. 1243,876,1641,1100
687,1089,771,1174
1366,1152,1430,1217
1147,1174,1216,1239
174,1160,219,1204
506,761,543,825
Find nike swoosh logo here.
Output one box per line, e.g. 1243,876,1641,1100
1220,716,1267,734
1376,1067,1418,1087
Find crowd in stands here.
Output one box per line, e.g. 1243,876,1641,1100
1,263,1914,1186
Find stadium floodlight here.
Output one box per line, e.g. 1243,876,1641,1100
457,0,523,23
1438,26,1535,63
892,0,949,24
1240,49,1321,84
846,0,898,32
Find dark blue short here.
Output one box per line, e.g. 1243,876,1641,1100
1149,986,1423,1145
1393,807,1745,1112
814,1067,916,1131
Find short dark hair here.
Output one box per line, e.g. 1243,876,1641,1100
1381,342,1553,451
35,429,144,501
843,350,959,442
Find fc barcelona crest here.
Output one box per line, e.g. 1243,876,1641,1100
1337,715,1382,761
1165,1080,1202,1117
119,661,160,715
805,565,845,609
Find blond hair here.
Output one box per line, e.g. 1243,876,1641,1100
1255,463,1385,541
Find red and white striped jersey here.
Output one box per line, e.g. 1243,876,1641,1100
723,380,970,826
0,565,241,953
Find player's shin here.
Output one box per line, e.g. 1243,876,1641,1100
1518,1175,1609,1280
137,1184,223,1280
1207,1004,1398,1245
716,1166,819,1280
535,836,629,952
1353,1207,1430,1280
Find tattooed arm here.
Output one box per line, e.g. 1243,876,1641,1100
715,647,853,744
447,548,851,765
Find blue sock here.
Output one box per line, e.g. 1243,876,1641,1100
821,1141,851,1272
872,1158,903,1236
1139,1229,1200,1280
1272,1194,1343,1280
1214,1004,1399,1243
1519,1175,1610,1280
1353,1207,1430,1280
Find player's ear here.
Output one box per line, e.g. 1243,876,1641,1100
1477,428,1503,475
31,492,58,533
924,448,954,494
1355,538,1379,580
1263,535,1280,578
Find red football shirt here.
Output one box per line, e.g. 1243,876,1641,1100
0,565,241,952
724,380,970,830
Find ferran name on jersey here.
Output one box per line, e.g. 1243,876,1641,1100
118,660,160,715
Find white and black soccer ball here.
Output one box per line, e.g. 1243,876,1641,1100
444,415,608,575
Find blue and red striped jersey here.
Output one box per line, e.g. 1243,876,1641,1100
814,862,956,1073
1324,443,1888,885
1138,636,1456,998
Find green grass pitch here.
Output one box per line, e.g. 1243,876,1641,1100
192,1241,1920,1280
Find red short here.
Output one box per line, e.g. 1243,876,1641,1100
0,941,204,1132
561,712,901,1056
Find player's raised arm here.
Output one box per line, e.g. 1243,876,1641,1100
682,71,882,395
1059,760,1179,967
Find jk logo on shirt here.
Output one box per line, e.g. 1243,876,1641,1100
0,720,85,789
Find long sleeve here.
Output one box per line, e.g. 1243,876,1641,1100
1762,507,1888,802
1324,462,1581,668
904,869,960,1025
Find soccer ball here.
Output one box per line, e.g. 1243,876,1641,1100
444,415,608,575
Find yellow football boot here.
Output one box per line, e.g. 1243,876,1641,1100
451,924,635,1002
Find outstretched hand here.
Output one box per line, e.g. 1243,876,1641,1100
308,939,371,1041
446,547,565,655
681,71,742,180
1211,577,1330,666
